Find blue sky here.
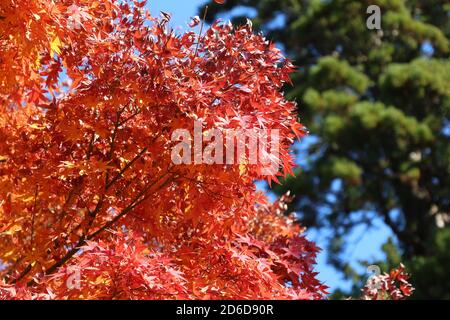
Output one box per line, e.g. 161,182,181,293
145,0,393,294
147,0,208,30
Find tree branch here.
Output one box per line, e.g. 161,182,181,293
106,147,147,190
27,170,174,283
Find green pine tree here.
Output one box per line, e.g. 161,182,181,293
204,0,450,298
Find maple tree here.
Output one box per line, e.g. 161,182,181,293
0,0,411,300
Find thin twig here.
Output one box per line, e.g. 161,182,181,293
30,184,39,247
86,132,96,160
12,263,33,284
106,147,148,190
194,5,209,57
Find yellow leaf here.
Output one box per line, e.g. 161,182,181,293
2,224,22,235
21,196,36,202
91,275,110,285
4,250,15,258
29,123,45,130
239,163,247,176
59,161,76,169
50,36,63,56
29,48,41,70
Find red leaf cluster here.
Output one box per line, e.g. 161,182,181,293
362,264,414,300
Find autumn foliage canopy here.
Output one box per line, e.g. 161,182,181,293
0,0,412,300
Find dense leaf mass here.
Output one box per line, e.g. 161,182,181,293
0,0,328,299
